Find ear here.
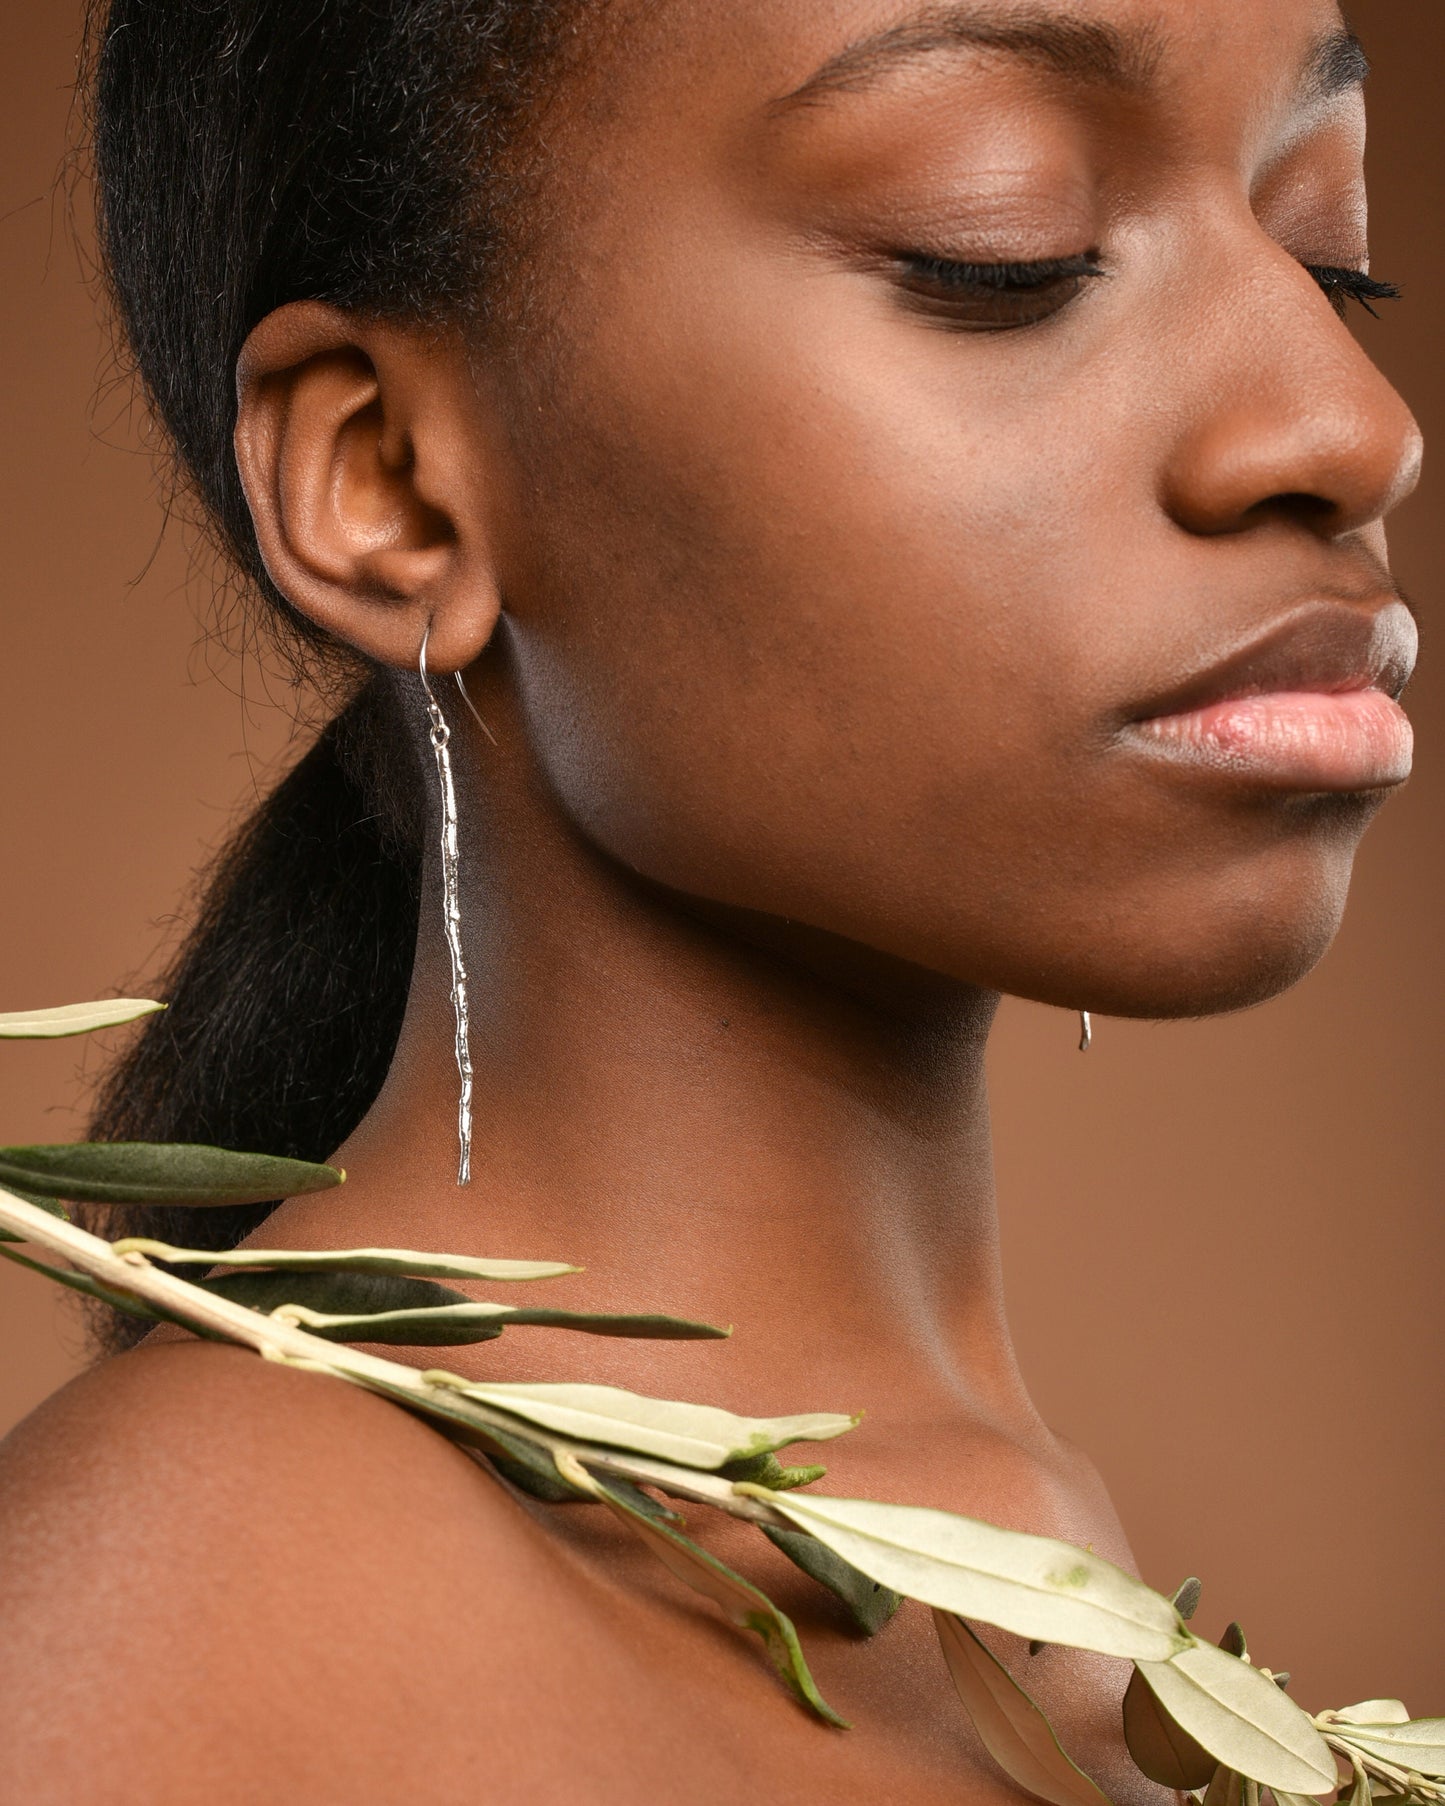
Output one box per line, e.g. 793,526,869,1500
233,301,502,673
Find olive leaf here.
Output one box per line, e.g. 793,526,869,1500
425,1378,858,1470
721,1452,828,1491
192,1269,726,1345
1123,1660,1219,1788
470,1418,590,1502
1173,1578,1204,1623
934,1612,1115,1806
1332,1705,1413,1728
112,1239,580,1283
272,1300,731,1347
0,1142,344,1206
1328,1723,1445,1779
1133,1642,1338,1793
761,1525,903,1636
589,1475,847,1728
1221,1622,1249,1660
0,998,164,1039
734,1487,1191,1663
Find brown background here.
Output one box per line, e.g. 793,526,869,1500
2,0,1439,1713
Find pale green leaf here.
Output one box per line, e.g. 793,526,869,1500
1273,1790,1332,1806
0,999,163,1039
934,1612,1115,1806
430,1379,858,1470
111,1240,580,1284
0,1143,344,1206
1124,1661,1218,1788
1135,1644,1338,1793
1332,1704,1412,1728
761,1525,902,1636
594,1479,847,1727
735,1488,1190,1662
1330,1723,1445,1779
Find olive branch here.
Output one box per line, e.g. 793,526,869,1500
2,997,1439,1803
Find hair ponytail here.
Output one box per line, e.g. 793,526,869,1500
82,681,421,1352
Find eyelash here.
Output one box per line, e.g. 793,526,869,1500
1303,265,1403,320
896,252,1106,330
894,253,1402,331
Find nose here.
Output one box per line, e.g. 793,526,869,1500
1160,242,1423,542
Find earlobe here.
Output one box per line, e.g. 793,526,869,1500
233,301,501,672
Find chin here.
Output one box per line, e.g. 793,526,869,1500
1076,864,1355,1021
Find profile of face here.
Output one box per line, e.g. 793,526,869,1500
239,0,1424,1026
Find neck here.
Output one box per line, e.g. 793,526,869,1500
296,688,1040,1451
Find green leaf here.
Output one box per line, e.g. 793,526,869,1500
593,1478,847,1727
1221,1622,1249,1660
1124,1661,1219,1788
426,1379,858,1470
1329,1723,1445,1779
0,998,164,1039
111,1240,581,1284
473,1420,590,1503
1173,1578,1204,1623
0,1143,344,1206
1134,1643,1338,1793
267,1300,730,1347
761,1525,902,1636
735,1488,1191,1663
720,1452,828,1490
934,1612,1115,1806
199,1270,727,1345
1332,1705,1412,1729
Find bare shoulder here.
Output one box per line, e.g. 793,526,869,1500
0,1343,654,1804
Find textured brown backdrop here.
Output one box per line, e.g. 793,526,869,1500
2,0,1439,1711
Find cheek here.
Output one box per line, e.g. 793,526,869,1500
499,267,1127,914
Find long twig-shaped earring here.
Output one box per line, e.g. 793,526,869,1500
419,624,474,1184
1078,1011,1093,1053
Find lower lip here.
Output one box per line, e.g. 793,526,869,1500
1131,689,1414,791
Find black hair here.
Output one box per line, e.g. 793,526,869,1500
80,0,591,1350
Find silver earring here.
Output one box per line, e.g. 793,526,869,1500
1078,1011,1093,1053
418,625,474,1185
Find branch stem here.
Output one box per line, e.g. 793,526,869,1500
0,1187,791,1527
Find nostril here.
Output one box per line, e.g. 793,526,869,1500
1252,492,1338,527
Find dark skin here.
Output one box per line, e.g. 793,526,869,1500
0,0,1423,1800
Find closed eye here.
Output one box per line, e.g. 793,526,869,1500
895,252,1107,332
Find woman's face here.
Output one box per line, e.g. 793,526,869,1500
483,0,1422,1017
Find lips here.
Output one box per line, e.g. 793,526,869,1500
1125,599,1418,793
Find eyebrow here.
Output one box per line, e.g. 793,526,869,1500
770,5,1162,111
770,5,1368,113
